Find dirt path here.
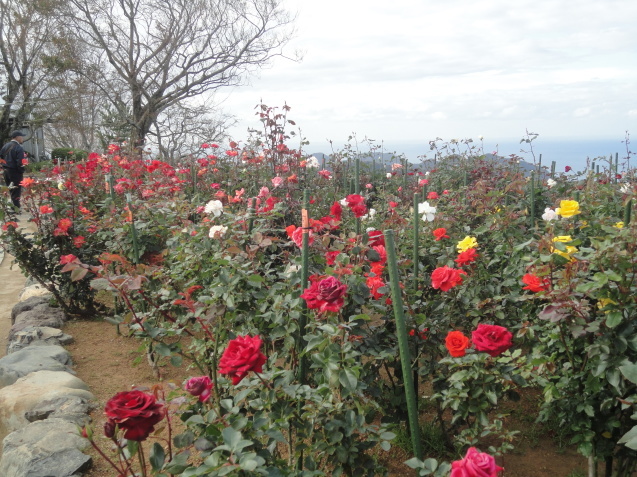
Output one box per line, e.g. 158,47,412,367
0,215,35,357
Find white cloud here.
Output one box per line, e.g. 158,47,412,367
221,0,637,145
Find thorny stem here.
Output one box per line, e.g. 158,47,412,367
88,439,126,475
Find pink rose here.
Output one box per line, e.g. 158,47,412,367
451,447,503,477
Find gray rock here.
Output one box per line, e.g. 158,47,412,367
10,304,67,340
0,418,92,477
0,345,73,389
11,295,52,324
7,326,74,354
0,371,93,438
25,396,93,427
18,284,53,302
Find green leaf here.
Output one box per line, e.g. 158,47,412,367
149,442,165,471
606,311,623,328
620,364,637,385
90,278,111,290
339,369,358,391
619,426,637,450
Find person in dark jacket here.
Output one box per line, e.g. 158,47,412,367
0,130,27,209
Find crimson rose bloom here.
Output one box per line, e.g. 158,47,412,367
521,273,549,293
184,376,213,402
451,447,503,477
431,266,466,292
218,335,267,385
445,331,470,357
345,194,368,218
301,276,348,313
472,324,513,357
433,228,450,241
367,230,385,247
104,390,165,441
455,248,479,266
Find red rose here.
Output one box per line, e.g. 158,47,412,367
565,166,572,172
445,331,470,357
431,266,466,292
301,276,348,313
350,202,367,218
455,248,479,266
104,390,165,441
325,251,341,266
218,335,267,385
366,274,386,299
433,228,449,241
471,324,513,357
521,273,549,293
427,191,439,200
370,245,387,267
367,230,385,247
451,447,503,477
330,201,342,220
184,376,213,402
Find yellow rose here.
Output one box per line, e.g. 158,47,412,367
556,200,580,218
597,298,617,314
58,182,66,191
551,235,578,261
614,221,624,229
457,236,478,253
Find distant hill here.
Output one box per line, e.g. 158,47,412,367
308,152,537,173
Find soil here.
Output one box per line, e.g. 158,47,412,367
61,318,591,477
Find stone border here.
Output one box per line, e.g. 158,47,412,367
0,284,94,476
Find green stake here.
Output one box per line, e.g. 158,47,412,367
298,190,310,383
355,158,360,195
551,161,556,178
126,194,140,264
413,193,420,292
384,230,422,460
247,198,255,234
529,171,536,229
624,199,632,226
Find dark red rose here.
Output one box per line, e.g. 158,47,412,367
431,266,466,292
218,335,267,385
104,391,165,441
104,419,116,438
472,324,513,357
565,166,572,172
184,376,213,402
301,276,348,312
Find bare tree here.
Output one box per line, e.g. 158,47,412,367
151,100,234,163
67,0,294,148
0,0,61,140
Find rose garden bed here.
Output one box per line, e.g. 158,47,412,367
1,109,636,476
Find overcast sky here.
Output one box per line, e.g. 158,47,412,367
223,0,637,153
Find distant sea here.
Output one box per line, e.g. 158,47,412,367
310,138,632,174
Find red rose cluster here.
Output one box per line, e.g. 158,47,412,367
444,324,513,358
345,194,367,218
104,390,165,441
301,275,348,313
218,335,267,385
